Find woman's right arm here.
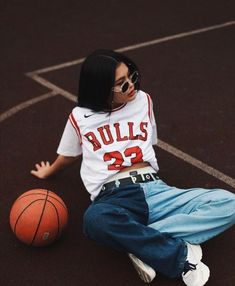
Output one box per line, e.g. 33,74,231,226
30,155,79,179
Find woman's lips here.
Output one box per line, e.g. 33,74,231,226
128,89,136,97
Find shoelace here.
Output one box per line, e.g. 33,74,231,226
183,261,197,275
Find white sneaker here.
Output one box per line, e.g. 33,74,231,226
182,261,210,286
182,243,210,286
128,253,156,283
186,243,203,263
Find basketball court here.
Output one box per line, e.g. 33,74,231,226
1,1,234,285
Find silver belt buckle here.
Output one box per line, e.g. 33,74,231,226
115,180,120,187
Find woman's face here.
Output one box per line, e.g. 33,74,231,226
112,62,137,108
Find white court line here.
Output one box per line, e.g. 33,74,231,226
0,91,58,122
26,20,235,76
116,20,235,53
158,140,235,188
29,74,77,102
27,58,85,76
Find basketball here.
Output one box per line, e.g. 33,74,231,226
9,189,68,246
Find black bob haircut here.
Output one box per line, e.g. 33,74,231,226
78,49,140,112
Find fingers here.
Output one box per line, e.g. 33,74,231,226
40,161,49,167
30,169,40,178
34,161,50,170
30,170,37,176
35,163,41,170
30,161,51,179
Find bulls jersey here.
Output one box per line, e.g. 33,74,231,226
57,90,159,200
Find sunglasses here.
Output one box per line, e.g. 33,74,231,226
112,71,139,94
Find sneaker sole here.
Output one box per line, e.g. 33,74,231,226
199,262,210,286
182,261,210,286
128,253,156,283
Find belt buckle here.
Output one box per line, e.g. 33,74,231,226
129,171,138,184
114,180,121,187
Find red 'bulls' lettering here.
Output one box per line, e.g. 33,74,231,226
85,122,148,152
97,125,114,145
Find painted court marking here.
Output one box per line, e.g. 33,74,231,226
27,21,235,75
0,91,58,122
28,74,77,102
158,140,235,188
1,21,235,188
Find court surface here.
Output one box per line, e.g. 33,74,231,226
1,1,235,285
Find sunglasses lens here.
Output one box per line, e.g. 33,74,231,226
131,71,138,84
118,71,139,93
122,82,129,93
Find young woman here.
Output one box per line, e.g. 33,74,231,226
31,49,235,286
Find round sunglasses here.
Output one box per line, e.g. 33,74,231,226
112,71,139,94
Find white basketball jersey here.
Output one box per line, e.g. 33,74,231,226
57,90,159,200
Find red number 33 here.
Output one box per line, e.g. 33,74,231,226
103,146,143,170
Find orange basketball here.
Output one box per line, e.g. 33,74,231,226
9,189,68,246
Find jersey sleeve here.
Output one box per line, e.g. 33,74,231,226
151,110,158,145
57,115,82,157
146,93,158,145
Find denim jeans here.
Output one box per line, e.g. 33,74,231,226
83,179,235,278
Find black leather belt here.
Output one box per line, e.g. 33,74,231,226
101,172,159,192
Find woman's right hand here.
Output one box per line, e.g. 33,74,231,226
30,155,79,179
30,161,51,179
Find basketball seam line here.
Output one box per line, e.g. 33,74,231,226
31,190,50,245
17,192,67,210
47,200,61,239
13,200,42,234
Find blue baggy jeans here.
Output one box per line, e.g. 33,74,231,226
83,179,235,278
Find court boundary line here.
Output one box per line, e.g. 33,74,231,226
158,140,235,188
26,20,235,76
0,91,58,123
1,21,234,188
27,74,77,102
